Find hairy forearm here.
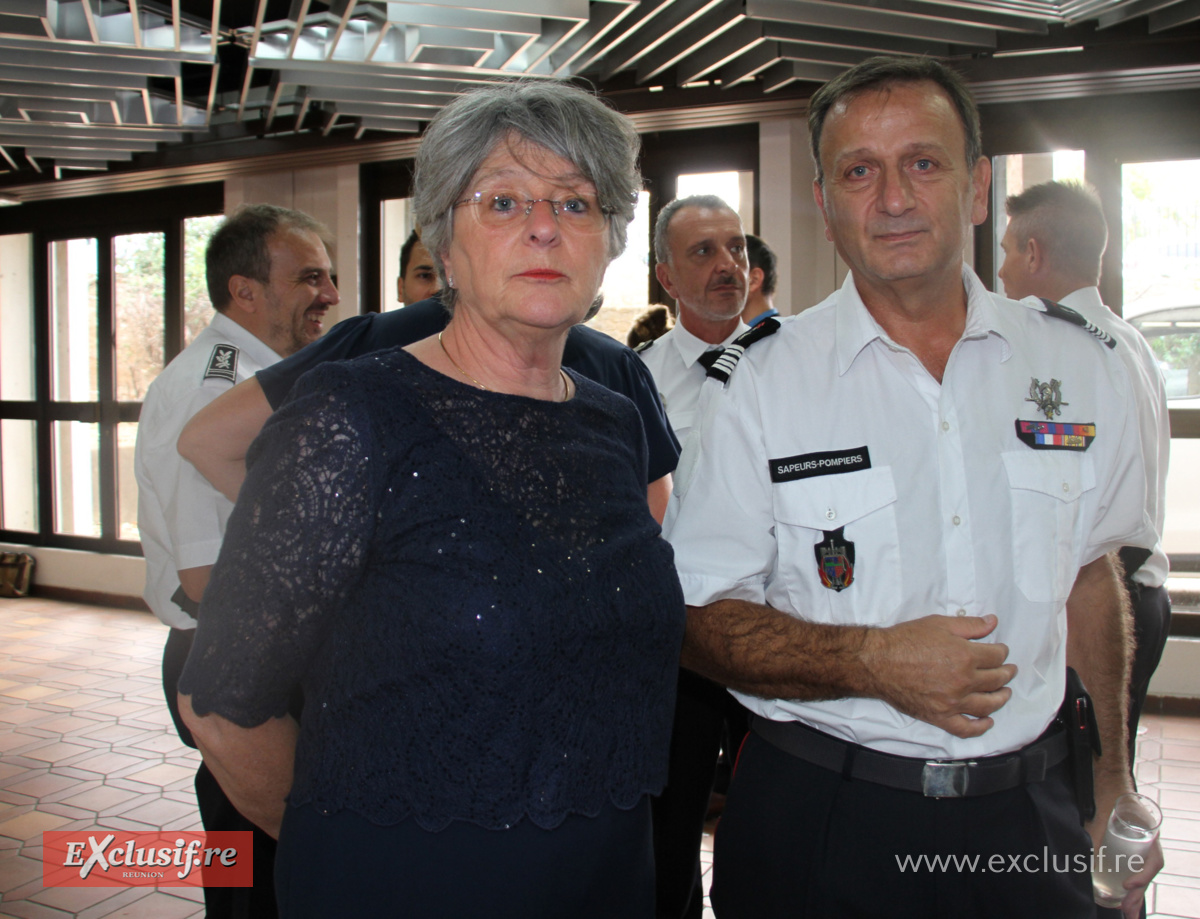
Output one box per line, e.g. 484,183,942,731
683,599,1015,738
178,693,297,839
1068,554,1134,817
177,378,272,503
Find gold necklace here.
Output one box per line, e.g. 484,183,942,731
438,332,571,402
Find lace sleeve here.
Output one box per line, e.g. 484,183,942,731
179,366,378,727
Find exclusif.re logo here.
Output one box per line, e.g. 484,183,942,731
42,830,253,888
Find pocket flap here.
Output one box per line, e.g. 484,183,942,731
1001,451,1095,503
773,465,898,529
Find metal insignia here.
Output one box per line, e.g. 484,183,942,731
814,527,855,592
1025,377,1068,420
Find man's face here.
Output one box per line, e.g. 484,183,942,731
398,239,438,305
655,206,748,324
261,228,338,357
813,80,989,297
997,221,1035,300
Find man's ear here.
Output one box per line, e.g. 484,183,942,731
655,261,678,301
1025,236,1045,275
227,274,259,314
748,266,765,295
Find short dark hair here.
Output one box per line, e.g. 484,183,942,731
745,234,777,297
206,204,330,312
399,229,424,277
1005,180,1107,284
808,56,982,187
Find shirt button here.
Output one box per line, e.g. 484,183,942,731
941,421,950,432
825,507,836,521
952,515,961,526
1062,482,1070,493
956,608,967,617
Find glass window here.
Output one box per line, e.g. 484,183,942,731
114,232,166,401
1122,158,1200,321
52,420,100,537
587,191,651,343
381,198,417,311
0,419,38,532
0,234,35,401
185,215,223,346
50,238,99,402
676,170,755,230
117,421,139,541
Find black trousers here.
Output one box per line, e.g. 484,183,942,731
710,729,1097,919
163,627,280,919
1126,579,1171,766
652,670,751,919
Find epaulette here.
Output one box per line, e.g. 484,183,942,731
705,317,780,382
1033,298,1116,350
633,339,655,353
203,343,240,382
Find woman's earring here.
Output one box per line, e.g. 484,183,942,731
447,276,455,288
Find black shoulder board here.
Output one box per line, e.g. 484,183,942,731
1037,298,1116,350
705,317,781,383
204,344,240,382
633,339,655,353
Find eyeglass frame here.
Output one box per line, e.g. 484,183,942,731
452,190,617,234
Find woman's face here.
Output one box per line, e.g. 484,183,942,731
441,137,612,335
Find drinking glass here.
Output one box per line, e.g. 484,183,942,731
1092,792,1162,908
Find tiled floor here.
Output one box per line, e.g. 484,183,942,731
0,596,1198,919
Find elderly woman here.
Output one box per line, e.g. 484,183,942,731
178,81,685,918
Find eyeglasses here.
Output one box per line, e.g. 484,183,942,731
453,189,613,235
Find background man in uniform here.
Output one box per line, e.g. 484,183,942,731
664,56,1162,919
741,233,780,327
396,229,439,306
134,203,338,917
639,194,749,445
638,194,750,919
999,178,1171,766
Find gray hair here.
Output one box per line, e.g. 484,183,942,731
653,194,736,266
1005,179,1108,284
808,55,982,187
413,79,642,312
206,204,330,312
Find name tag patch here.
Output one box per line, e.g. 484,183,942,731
1015,420,1095,451
769,447,871,483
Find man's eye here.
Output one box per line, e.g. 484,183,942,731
914,159,933,171
848,165,869,178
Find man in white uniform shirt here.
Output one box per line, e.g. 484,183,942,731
999,179,1171,768
637,195,750,919
134,204,338,917
637,195,749,445
664,57,1161,919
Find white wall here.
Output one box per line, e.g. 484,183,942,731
1,542,146,598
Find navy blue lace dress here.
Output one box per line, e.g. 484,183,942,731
179,347,686,917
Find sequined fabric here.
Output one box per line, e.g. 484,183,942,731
180,347,686,831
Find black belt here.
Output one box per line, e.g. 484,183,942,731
752,716,1067,798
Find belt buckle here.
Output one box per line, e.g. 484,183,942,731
922,760,976,797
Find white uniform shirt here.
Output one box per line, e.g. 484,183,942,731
1058,286,1169,588
664,267,1155,760
637,318,747,441
134,312,281,629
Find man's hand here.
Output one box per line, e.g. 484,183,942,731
859,614,1017,738
1086,784,1162,919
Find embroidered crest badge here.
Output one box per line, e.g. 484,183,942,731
1025,377,1068,420
814,527,855,592
204,344,239,383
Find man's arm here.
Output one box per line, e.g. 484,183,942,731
178,377,272,503
177,566,212,605
647,473,672,525
1066,553,1162,918
178,693,296,839
683,600,1016,739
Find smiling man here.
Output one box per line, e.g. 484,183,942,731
664,57,1161,919
134,203,337,918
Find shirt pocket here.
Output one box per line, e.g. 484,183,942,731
771,465,902,623
1001,451,1096,604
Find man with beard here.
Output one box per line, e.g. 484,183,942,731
134,203,338,918
637,194,751,919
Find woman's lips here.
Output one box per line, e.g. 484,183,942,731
518,270,565,280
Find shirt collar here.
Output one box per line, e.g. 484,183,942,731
668,316,748,369
834,264,1012,376
208,310,285,369
1058,286,1105,318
